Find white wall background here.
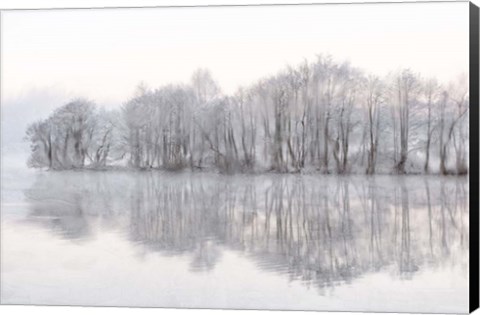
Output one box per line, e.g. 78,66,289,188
0,1,478,315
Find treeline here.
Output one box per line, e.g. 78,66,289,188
25,55,469,175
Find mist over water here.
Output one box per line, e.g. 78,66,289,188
0,171,469,312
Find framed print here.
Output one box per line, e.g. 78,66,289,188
0,1,479,314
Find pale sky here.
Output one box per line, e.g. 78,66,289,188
1,1,470,107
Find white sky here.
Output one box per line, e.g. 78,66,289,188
1,1,470,107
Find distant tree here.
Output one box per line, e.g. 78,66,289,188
25,119,54,169
53,99,96,168
26,98,98,169
331,64,361,174
86,109,114,167
191,68,220,104
390,70,420,174
364,75,384,175
438,77,469,175
421,78,440,173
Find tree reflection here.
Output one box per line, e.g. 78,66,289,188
24,172,469,290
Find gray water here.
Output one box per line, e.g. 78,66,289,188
0,170,469,313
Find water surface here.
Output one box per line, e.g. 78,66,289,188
1,171,469,313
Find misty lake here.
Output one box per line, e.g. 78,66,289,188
0,170,469,313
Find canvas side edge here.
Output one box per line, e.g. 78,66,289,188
470,1,479,314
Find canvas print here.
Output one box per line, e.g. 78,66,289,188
0,1,478,313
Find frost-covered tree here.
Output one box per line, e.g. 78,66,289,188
363,75,385,175
389,70,420,174
25,119,54,168
26,98,101,169
421,78,440,173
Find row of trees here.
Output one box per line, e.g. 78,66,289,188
26,55,470,174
